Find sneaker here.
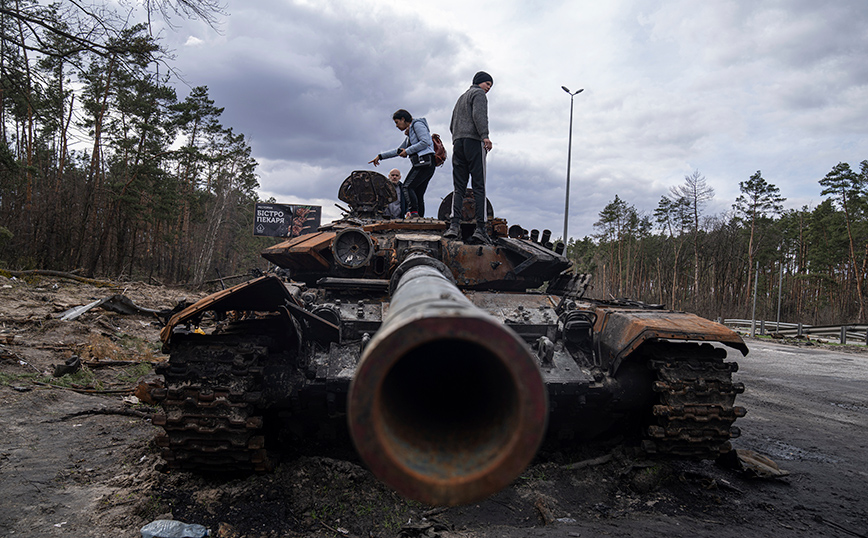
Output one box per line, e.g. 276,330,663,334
404,211,419,219
442,221,460,239
469,228,493,245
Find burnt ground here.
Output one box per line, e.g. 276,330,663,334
0,273,867,538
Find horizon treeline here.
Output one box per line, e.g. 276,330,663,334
0,0,273,285
569,164,868,325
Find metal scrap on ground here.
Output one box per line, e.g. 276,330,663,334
736,449,791,478
58,294,182,324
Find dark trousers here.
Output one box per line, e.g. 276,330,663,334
405,160,436,216
451,138,486,224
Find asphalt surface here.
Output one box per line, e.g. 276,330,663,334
721,338,868,536
485,337,868,538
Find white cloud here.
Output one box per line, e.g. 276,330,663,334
154,0,868,240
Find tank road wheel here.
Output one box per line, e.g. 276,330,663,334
152,335,272,472
642,342,746,459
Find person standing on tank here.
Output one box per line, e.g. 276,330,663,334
442,71,494,244
369,109,436,218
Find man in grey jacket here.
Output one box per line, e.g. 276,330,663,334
442,71,494,244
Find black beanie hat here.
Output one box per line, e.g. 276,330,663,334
473,71,493,85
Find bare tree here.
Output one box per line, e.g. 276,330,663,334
670,170,714,304
655,195,691,308
0,1,224,63
143,0,226,30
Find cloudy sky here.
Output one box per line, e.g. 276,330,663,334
152,0,868,241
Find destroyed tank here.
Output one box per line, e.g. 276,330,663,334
152,170,748,506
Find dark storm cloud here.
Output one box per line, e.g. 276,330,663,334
175,0,465,167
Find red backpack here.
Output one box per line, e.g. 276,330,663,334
431,133,447,166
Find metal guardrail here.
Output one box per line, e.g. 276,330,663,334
722,319,868,345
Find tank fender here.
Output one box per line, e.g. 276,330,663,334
261,231,337,272
160,276,299,345
594,309,748,374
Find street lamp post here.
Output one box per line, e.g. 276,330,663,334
561,86,583,246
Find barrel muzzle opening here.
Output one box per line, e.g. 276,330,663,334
380,339,520,477
348,317,547,506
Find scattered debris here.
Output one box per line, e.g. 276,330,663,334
2,269,113,286
85,360,155,368
531,493,558,525
32,381,134,395
713,477,744,494
564,453,613,470
59,299,104,321
421,507,449,519
737,449,791,478
135,380,162,405
0,343,21,361
59,294,170,322
398,518,450,538
46,406,153,423
16,358,42,374
718,449,791,478
215,522,239,538
140,519,210,538
813,515,868,538
53,355,81,377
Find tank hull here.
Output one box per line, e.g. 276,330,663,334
152,275,746,491
151,170,748,505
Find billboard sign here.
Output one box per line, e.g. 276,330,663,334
254,203,321,238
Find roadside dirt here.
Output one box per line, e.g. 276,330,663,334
0,274,866,538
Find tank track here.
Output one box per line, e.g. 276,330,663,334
152,335,272,472
642,342,746,458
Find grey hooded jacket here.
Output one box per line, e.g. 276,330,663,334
378,118,435,160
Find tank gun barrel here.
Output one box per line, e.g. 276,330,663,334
347,254,548,506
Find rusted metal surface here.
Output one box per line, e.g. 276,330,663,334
436,188,495,222
348,256,547,506
261,231,335,271
441,241,514,287
642,342,747,457
593,308,748,373
160,276,295,344
338,170,396,216
363,219,447,232
439,237,570,290
263,222,568,291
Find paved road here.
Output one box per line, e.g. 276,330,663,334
734,339,868,461
451,337,868,538
727,338,868,536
